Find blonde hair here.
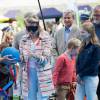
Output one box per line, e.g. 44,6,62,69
24,12,43,33
80,22,99,52
63,10,75,19
0,42,9,51
68,38,81,49
83,22,99,44
24,12,39,24
2,31,14,43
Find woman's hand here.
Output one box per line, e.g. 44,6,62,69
77,75,84,84
0,55,17,64
0,55,12,62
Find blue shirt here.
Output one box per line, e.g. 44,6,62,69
64,27,71,43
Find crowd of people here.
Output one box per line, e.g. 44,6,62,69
0,5,100,100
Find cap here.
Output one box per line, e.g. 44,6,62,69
80,14,90,21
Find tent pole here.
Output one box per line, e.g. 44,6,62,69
37,0,46,30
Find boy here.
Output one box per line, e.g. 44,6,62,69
53,38,81,100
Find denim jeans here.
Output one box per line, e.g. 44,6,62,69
28,66,42,100
75,76,99,100
28,67,49,100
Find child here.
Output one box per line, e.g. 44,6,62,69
53,38,81,100
75,22,100,100
0,46,20,100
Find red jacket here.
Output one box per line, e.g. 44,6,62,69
53,53,76,86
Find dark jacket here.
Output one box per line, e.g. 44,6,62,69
94,23,100,40
76,42,100,78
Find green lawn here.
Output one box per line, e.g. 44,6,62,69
13,96,20,100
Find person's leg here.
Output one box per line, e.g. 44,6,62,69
75,83,85,100
19,64,23,99
84,76,98,100
97,74,100,100
0,91,9,100
14,63,22,97
37,84,43,100
28,67,38,100
8,86,13,100
23,96,28,100
0,91,6,100
56,85,69,100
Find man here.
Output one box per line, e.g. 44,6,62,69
52,10,80,62
9,19,21,35
93,5,100,100
93,5,100,40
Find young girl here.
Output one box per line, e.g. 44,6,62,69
75,22,100,100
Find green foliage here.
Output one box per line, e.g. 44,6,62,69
16,16,25,29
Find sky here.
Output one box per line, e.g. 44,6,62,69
0,0,68,7
0,0,99,15
0,0,99,8
0,0,76,14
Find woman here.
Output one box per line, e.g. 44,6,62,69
0,46,20,100
19,13,54,100
75,22,100,100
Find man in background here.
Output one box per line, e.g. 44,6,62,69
93,5,100,100
52,10,80,63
